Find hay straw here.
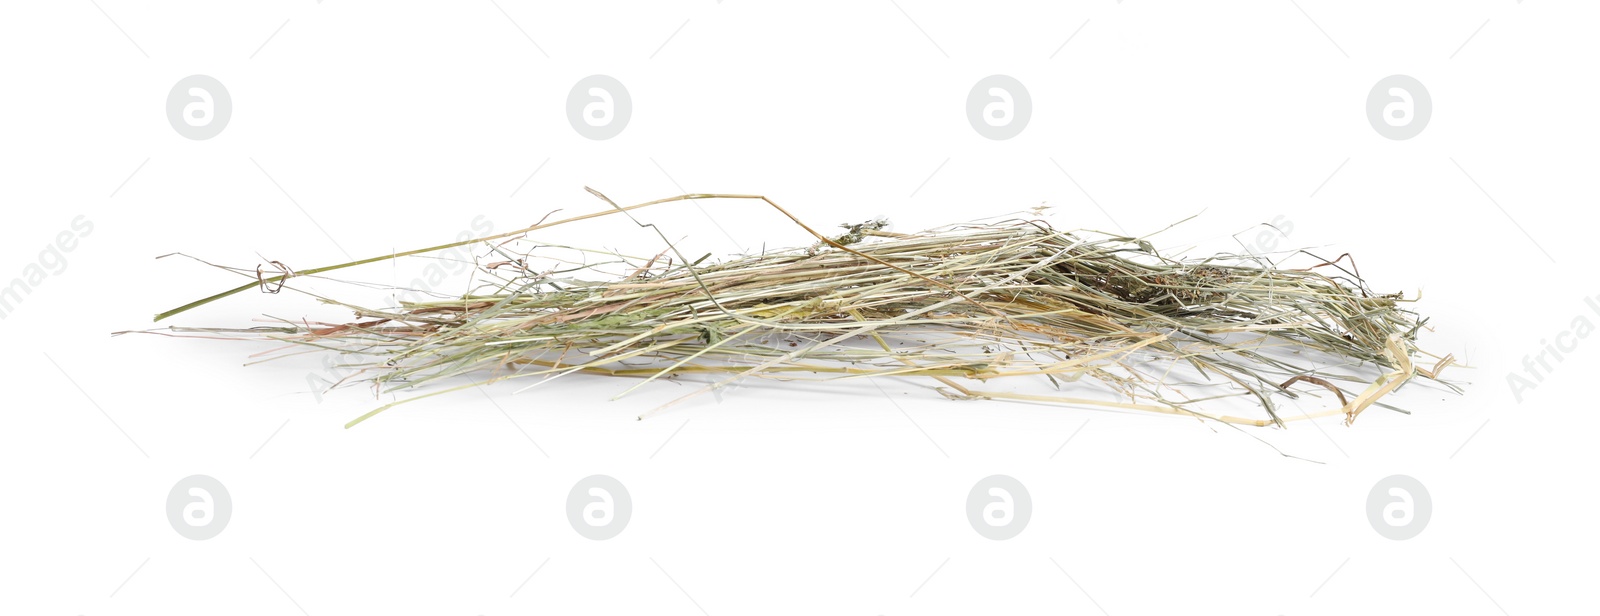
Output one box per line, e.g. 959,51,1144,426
137,190,1457,430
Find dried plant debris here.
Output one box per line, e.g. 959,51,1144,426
134,190,1457,430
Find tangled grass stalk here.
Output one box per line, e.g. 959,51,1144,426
139,190,1456,430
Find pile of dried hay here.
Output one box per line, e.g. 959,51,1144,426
140,190,1456,430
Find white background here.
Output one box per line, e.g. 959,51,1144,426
2,1,1596,614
